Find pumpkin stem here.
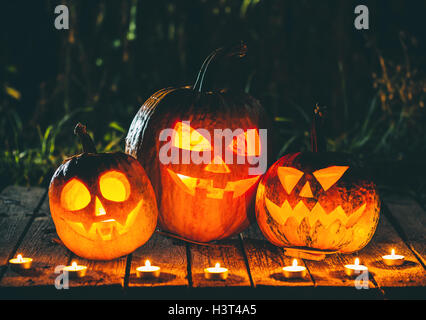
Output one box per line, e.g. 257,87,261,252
193,41,247,93
74,123,97,153
310,104,327,152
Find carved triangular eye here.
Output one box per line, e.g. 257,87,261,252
312,166,349,191
277,167,304,194
227,129,261,156
172,121,212,151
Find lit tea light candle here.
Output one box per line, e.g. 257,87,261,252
9,254,33,270
382,249,405,266
282,259,307,279
344,258,368,277
136,260,161,279
204,262,228,280
63,261,87,278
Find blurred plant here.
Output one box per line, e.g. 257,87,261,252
328,33,425,159
0,102,127,190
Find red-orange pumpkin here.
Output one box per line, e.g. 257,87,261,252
49,123,158,260
126,43,271,242
256,106,380,257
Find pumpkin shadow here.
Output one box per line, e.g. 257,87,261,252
370,259,417,270
129,272,177,284
192,273,245,285
270,272,311,283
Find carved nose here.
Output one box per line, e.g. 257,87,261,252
299,181,314,198
204,155,230,173
95,197,107,216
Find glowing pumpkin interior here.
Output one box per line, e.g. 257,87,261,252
166,121,262,199
171,121,261,156
256,161,380,254
59,170,141,241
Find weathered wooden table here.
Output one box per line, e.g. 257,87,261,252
0,186,424,299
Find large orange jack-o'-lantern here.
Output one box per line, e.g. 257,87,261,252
125,43,270,243
49,123,158,260
256,106,380,259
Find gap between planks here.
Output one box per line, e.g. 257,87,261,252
0,187,48,282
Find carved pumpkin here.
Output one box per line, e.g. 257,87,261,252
256,106,380,258
49,123,158,260
125,43,270,242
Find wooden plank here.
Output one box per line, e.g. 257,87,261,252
241,222,376,290
189,237,251,288
0,186,46,268
241,224,383,299
0,186,69,289
241,224,314,288
303,210,425,298
0,212,70,289
70,256,127,290
127,231,188,289
383,194,426,266
360,211,425,288
0,187,126,295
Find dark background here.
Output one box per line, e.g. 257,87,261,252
0,0,425,203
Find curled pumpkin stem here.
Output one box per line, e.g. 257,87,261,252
193,41,247,93
310,104,327,153
74,123,97,154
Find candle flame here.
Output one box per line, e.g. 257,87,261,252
17,254,23,262
215,262,220,268
145,260,151,267
72,261,77,269
391,249,395,256
355,258,360,265
292,259,298,267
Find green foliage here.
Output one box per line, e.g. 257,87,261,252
0,1,425,205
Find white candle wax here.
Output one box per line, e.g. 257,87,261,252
9,254,33,270
344,258,368,276
63,261,87,278
204,263,228,280
136,260,161,278
282,259,307,279
382,249,405,266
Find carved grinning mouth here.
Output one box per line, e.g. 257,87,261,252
63,199,143,241
265,198,367,229
167,169,260,199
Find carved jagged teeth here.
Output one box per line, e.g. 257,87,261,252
196,179,212,189
114,215,127,228
96,225,113,241
223,190,234,201
172,171,260,200
195,186,208,198
111,225,120,239
81,220,94,233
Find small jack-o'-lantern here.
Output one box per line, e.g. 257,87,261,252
49,123,158,260
256,106,380,258
126,43,271,242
